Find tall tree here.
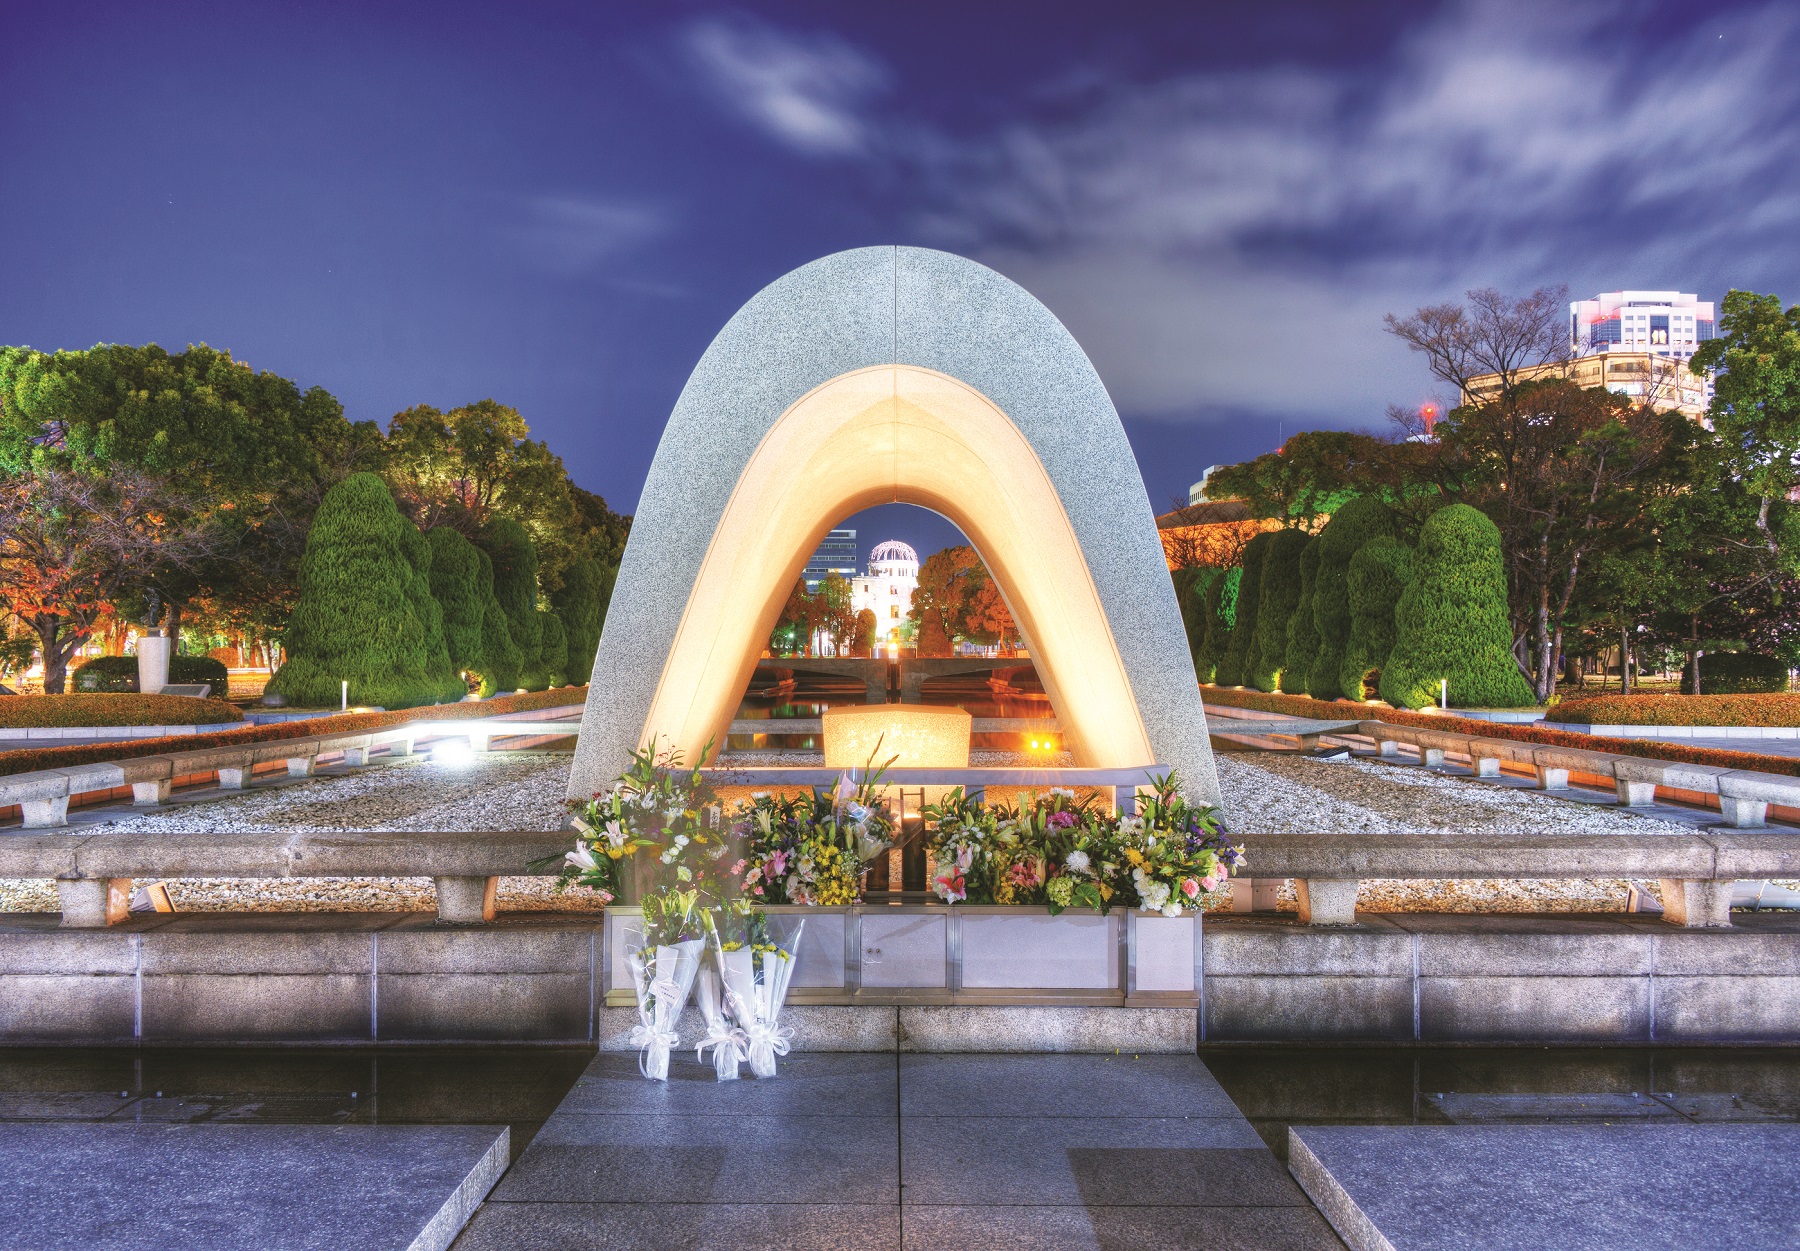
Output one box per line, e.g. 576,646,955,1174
1690,289,1800,579
815,571,858,655
1384,285,1570,401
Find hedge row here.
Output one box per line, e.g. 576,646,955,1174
1680,652,1791,695
1552,693,1800,728
0,686,588,777
1200,684,1800,778
71,655,232,693
0,694,244,729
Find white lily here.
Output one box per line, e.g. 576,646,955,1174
565,845,602,872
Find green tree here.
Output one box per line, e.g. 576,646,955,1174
1171,566,1219,676
1690,289,1800,579
1340,537,1413,700
473,547,522,696
1204,431,1406,527
851,608,877,658
1251,529,1310,691
1381,504,1537,709
399,523,467,703
553,556,613,685
1282,538,1322,694
1196,566,1240,684
1218,531,1275,687
265,473,456,709
909,546,981,644
425,527,486,676
816,571,857,655
770,577,812,656
478,517,543,685
1308,496,1398,699
524,610,569,689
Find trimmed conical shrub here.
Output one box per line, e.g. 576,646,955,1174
1340,537,1413,700
1281,537,1323,694
1196,566,1240,684
479,518,542,685
267,472,454,709
1380,504,1536,709
1218,531,1275,687
426,527,485,675
474,547,522,697
1309,496,1397,699
553,556,612,686
399,523,467,703
1251,529,1310,692
1171,566,1218,678
523,610,568,690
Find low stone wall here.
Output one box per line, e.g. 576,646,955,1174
5,910,1797,1047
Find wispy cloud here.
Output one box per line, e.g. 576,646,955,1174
505,194,669,278
681,13,888,157
679,1,1800,425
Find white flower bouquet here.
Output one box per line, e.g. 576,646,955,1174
625,888,707,1081
716,909,806,1079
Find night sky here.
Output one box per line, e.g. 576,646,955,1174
5,1,1795,565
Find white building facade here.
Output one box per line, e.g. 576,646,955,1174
851,540,919,656
1571,290,1717,411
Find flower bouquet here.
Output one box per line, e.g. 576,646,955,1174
694,900,755,1081
559,739,734,905
714,908,806,1079
1115,773,1243,916
625,887,708,1081
736,763,897,905
926,787,1117,915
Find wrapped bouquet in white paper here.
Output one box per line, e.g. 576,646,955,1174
625,889,706,1081
695,902,754,1081
717,911,805,1079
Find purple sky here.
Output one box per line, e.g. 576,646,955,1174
5,0,1795,564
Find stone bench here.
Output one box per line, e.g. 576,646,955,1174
0,828,571,927
1235,829,1800,929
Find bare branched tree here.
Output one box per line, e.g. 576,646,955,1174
1385,285,1570,401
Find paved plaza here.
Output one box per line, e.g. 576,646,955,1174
453,1052,1345,1250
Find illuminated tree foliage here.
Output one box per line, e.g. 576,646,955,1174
1218,530,1274,688
1340,537,1413,701
1308,496,1399,699
1282,538,1322,694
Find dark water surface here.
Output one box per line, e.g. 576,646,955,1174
1203,1045,1800,1160
0,1047,593,1162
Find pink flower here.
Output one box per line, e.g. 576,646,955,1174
728,859,747,876
1181,878,1200,899
768,850,788,877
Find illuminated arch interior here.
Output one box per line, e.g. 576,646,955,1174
641,363,1154,769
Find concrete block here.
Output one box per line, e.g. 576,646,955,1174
377,972,591,1042
375,925,595,975
1719,795,1769,828
140,973,371,1041
343,746,370,766
56,878,130,928
1476,756,1502,777
1719,770,1800,807
1411,924,1652,978
1378,741,1400,757
0,925,141,975
1653,976,1800,1042
21,796,70,828
0,972,138,1042
1418,975,1648,1042
138,926,375,976
1617,778,1658,806
1660,879,1735,928
216,767,248,789
1653,919,1800,975
1423,747,1446,768
1296,878,1360,925
131,780,171,806
285,757,315,778
1204,919,1412,976
1535,766,1570,790
434,876,498,923
898,1005,1195,1053
1204,974,1414,1042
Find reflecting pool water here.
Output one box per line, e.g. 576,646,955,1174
1202,1045,1800,1160
0,1047,593,1162
731,672,1053,753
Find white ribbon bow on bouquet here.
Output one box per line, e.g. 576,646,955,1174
696,1022,748,1080
743,1019,794,1077
633,971,685,1081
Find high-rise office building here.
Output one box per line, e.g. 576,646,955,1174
803,528,858,590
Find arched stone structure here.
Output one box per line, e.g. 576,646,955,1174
568,246,1221,806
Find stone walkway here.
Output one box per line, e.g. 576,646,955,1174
451,1052,1344,1250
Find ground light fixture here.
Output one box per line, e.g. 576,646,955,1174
430,739,476,769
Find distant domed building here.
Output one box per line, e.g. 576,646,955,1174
851,540,919,655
